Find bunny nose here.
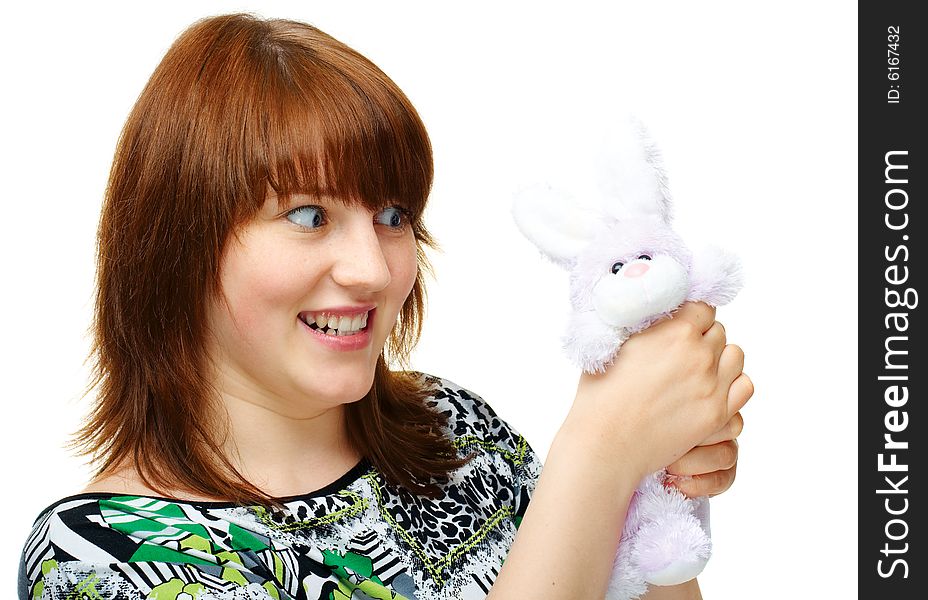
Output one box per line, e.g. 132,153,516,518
624,263,650,278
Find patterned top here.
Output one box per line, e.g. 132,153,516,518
18,374,543,600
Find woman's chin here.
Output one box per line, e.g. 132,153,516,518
295,366,376,407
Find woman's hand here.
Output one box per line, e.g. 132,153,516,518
568,301,751,480
493,302,752,600
666,411,744,498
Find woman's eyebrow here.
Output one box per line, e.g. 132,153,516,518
269,191,329,210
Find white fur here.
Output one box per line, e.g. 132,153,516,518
592,120,673,225
687,244,744,305
592,255,688,328
511,183,604,268
512,118,743,599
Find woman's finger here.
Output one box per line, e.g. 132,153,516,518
671,464,738,498
728,371,754,416
698,412,744,446
666,440,738,477
703,321,727,362
671,301,717,334
717,344,745,387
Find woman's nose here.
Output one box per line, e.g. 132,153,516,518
331,224,392,291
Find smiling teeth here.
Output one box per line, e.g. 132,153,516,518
304,310,369,335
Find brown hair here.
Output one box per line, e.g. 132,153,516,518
73,13,468,505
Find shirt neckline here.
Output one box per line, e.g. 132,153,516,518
34,458,373,520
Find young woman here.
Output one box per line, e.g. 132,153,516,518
18,14,751,600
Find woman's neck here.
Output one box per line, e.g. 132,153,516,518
82,388,363,501
216,388,362,498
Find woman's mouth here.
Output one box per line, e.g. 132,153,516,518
298,309,372,337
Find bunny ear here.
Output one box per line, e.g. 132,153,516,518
593,117,674,225
511,183,603,268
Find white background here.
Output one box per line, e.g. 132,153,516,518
1,1,856,597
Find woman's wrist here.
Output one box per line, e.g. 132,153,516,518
559,391,651,484
545,408,647,492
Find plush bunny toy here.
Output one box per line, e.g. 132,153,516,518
511,120,743,600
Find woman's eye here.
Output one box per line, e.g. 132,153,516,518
638,254,652,260
286,205,326,229
611,262,624,274
375,206,409,229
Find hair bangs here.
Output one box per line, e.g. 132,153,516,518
252,33,434,228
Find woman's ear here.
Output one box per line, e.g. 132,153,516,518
511,183,602,269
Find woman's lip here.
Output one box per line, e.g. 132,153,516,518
299,305,376,319
297,308,375,352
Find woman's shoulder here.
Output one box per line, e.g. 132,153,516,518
20,494,132,599
413,371,497,413
410,371,533,463
23,493,200,564
19,491,284,599
412,371,500,424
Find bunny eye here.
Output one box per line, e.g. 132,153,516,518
611,262,624,274
638,254,652,261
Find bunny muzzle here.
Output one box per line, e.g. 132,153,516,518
592,255,689,329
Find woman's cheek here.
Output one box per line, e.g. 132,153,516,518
223,252,303,331
394,239,419,296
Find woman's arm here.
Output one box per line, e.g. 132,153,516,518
489,302,753,599
489,412,644,598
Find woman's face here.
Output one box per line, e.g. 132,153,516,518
205,193,419,417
